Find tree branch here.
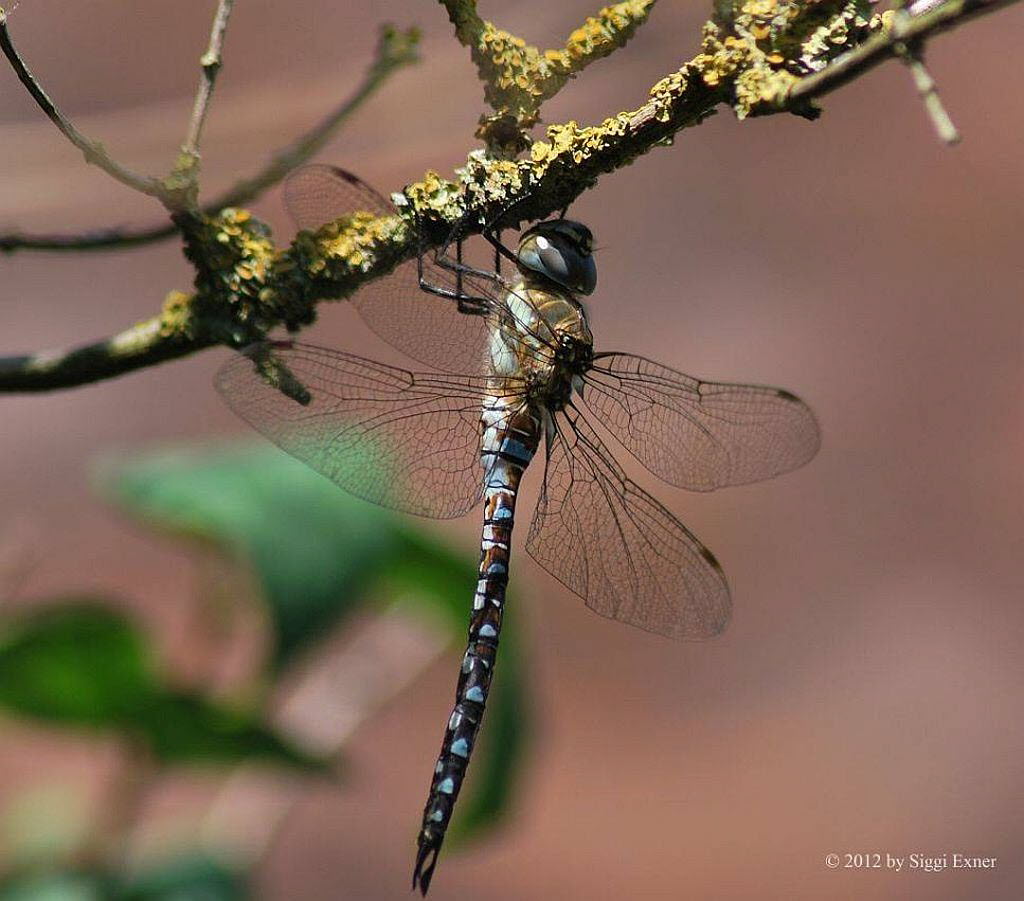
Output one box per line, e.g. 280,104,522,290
440,0,658,151
0,10,164,199
162,0,238,212
785,0,1020,104
182,0,235,161
0,25,420,254
0,315,214,392
1,0,1019,393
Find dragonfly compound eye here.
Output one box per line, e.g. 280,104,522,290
517,219,597,296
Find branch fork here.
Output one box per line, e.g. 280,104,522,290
1,0,1019,392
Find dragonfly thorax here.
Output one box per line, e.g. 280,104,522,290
493,281,593,413
536,334,590,410
554,333,593,371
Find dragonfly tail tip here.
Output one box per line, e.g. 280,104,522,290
412,842,439,895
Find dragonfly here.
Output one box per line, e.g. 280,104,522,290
216,166,821,894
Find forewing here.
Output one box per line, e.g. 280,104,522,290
350,243,501,375
283,164,394,230
216,341,522,519
526,409,731,640
284,164,499,374
584,353,821,491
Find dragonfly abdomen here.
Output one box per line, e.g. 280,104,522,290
412,404,541,895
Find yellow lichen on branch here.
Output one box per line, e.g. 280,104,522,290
3,0,1019,392
713,0,879,71
440,0,658,152
159,290,197,339
693,0,889,118
135,0,1003,369
442,0,889,143
559,1,658,65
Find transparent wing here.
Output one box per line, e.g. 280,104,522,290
583,353,821,491
350,246,501,375
216,341,525,519
526,407,731,640
283,164,506,375
283,164,394,230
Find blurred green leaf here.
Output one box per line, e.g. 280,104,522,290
0,603,156,726
0,856,244,901
119,854,246,901
133,693,326,771
0,602,325,773
99,442,532,840
0,871,108,901
387,529,475,630
100,446,407,669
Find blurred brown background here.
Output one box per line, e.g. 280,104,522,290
2,1,1023,898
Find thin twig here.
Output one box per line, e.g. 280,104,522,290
899,45,961,144
0,25,420,254
890,2,960,145
0,223,179,253
0,0,1019,392
210,25,420,210
786,0,1021,103
182,0,235,160
0,13,164,199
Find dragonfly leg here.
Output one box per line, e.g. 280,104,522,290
413,211,491,314
476,222,518,271
432,227,513,283
416,245,490,315
431,198,520,285
412,197,522,312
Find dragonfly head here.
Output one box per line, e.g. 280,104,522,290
517,219,597,296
